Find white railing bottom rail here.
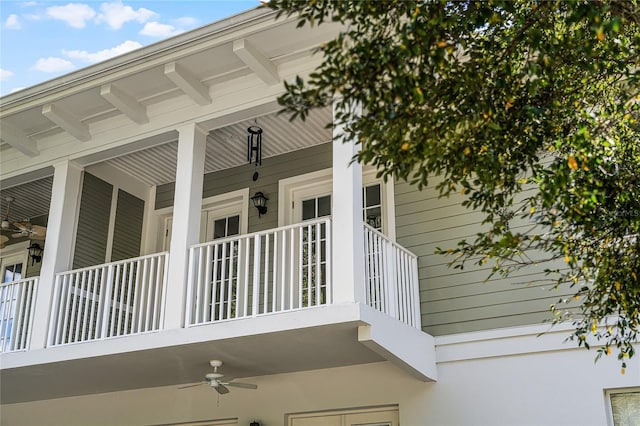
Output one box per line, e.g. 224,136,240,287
187,218,332,325
48,252,169,346
364,224,422,329
0,277,38,353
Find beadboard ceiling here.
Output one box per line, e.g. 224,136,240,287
0,106,332,223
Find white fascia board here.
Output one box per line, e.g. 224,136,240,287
42,103,91,142
0,120,40,157
233,38,280,85
100,84,149,124
164,62,212,106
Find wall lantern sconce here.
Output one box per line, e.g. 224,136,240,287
249,422,260,426
251,192,268,218
247,125,263,166
27,242,43,265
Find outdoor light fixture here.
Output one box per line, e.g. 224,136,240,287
247,125,263,165
251,192,268,217
27,242,43,265
249,422,260,426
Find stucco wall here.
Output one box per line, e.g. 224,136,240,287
2,328,637,426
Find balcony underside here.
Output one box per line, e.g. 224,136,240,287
0,303,436,404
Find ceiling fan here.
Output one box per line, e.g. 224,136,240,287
179,360,258,394
1,196,47,245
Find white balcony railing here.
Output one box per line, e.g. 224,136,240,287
48,252,169,346
186,218,332,325
364,224,422,329
0,277,38,353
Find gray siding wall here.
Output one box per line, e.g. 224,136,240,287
111,189,144,262
73,173,112,269
395,179,570,336
155,143,333,233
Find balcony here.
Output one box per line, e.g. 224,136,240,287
0,219,434,404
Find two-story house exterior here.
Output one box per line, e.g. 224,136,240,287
1,7,638,426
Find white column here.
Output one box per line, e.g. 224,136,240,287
29,160,83,349
332,102,365,303
163,123,207,329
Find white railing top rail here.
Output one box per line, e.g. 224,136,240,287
363,223,417,259
55,252,169,276
0,276,39,288
190,217,332,249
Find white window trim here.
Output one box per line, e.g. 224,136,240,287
278,167,396,240
154,188,249,251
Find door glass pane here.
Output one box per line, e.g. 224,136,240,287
3,263,22,283
213,218,227,239
317,195,331,217
363,183,383,231
302,199,316,221
365,184,381,207
227,215,240,236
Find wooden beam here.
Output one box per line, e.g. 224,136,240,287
100,83,148,124
42,103,91,142
233,39,280,85
0,121,40,157
163,62,211,106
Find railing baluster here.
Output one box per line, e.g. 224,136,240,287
263,233,270,314
272,232,278,313
252,235,261,317
200,245,210,323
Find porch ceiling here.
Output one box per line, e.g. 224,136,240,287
0,312,383,404
0,105,331,225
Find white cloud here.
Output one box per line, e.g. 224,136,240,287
46,3,96,28
20,2,38,6
174,16,197,27
5,14,22,29
139,21,183,37
97,1,156,30
63,40,142,63
32,57,75,72
0,69,15,81
11,87,26,93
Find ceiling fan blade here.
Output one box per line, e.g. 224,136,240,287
12,221,31,231
225,382,257,389
11,232,27,239
215,384,230,394
30,225,47,239
178,382,206,389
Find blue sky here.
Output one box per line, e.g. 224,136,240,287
0,1,260,96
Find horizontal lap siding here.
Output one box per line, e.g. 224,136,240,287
395,179,572,336
73,173,112,269
155,143,333,233
111,190,144,262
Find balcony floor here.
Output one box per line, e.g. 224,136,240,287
1,303,435,404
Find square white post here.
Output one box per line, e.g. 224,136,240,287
163,123,207,329
331,101,365,303
29,160,83,349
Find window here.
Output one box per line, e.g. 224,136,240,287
156,188,249,251
609,390,640,426
279,168,395,238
